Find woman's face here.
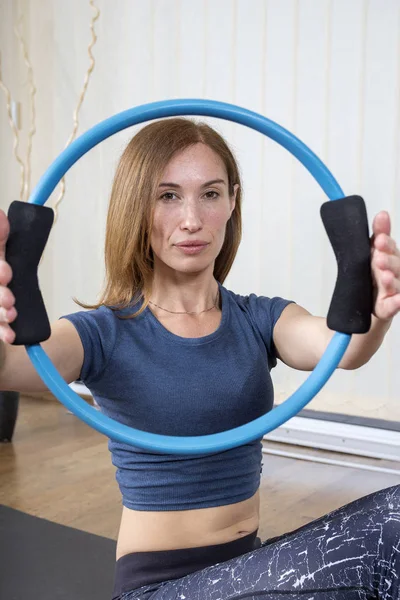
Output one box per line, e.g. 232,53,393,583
150,143,238,277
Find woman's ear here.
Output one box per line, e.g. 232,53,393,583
230,184,239,214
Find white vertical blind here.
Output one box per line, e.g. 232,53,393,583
1,0,399,420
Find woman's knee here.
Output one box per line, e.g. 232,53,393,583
358,485,400,545
362,485,400,515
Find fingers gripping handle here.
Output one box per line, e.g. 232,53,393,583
6,201,54,345
321,195,373,334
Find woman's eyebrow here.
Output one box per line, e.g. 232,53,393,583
158,179,227,188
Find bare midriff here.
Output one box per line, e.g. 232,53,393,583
116,489,260,559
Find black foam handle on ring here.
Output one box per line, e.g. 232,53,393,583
5,201,54,345
320,195,373,334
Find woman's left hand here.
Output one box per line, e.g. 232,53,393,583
371,211,400,321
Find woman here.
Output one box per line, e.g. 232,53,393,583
0,118,399,599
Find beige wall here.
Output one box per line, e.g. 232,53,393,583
1,0,400,421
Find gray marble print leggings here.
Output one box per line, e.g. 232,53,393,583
119,484,400,600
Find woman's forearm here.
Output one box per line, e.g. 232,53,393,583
339,315,392,370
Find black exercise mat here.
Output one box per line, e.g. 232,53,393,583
0,504,117,600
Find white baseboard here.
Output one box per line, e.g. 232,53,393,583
264,416,400,462
69,382,400,461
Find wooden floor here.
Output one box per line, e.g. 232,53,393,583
1,396,399,541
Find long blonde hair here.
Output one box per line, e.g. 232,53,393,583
78,118,242,315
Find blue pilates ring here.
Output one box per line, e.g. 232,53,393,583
27,98,350,454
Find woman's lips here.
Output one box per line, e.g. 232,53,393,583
175,242,209,255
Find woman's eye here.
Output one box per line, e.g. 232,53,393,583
160,192,177,202
204,190,219,200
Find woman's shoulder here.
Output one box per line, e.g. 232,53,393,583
62,296,144,321
221,284,294,326
222,285,284,308
61,303,117,324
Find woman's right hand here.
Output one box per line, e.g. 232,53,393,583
0,210,84,390
0,210,17,344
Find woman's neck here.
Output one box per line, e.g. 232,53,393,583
150,272,220,314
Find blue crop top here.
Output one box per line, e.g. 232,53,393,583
62,284,292,511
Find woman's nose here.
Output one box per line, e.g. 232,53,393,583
180,201,203,231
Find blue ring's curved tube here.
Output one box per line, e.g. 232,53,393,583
27,332,349,453
29,99,344,204
26,99,350,454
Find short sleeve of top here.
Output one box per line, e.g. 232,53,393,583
61,305,118,385
238,293,294,369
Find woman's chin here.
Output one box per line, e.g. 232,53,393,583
159,259,215,277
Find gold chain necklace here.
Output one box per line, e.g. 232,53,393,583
149,290,219,315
